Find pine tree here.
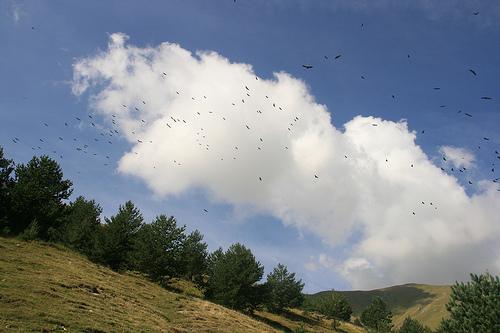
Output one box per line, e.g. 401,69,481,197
205,243,265,312
360,297,393,332
133,214,186,281
265,263,304,313
0,147,14,233
8,155,72,239
180,230,208,284
98,201,143,270
398,317,432,333
438,272,500,333
62,196,102,257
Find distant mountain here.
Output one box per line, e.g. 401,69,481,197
307,283,451,329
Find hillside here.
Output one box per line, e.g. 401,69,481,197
308,283,451,329
0,237,363,333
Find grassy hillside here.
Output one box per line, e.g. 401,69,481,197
0,237,363,333
308,283,451,329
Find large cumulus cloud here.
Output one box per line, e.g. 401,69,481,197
72,33,500,289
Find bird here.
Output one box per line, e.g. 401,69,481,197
314,175,319,179
203,209,208,213
302,65,313,69
481,97,492,100
469,69,477,76
334,54,342,59
473,11,479,15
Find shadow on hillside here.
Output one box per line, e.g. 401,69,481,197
251,313,293,332
252,309,321,332
314,284,438,315
280,309,319,325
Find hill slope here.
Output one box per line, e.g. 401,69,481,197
0,237,279,332
309,283,451,329
0,237,364,333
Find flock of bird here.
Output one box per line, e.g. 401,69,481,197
8,11,500,218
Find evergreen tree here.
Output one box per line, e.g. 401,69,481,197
205,243,264,312
321,293,352,322
62,196,102,257
98,201,143,270
360,297,393,332
133,215,186,280
0,147,14,233
180,229,208,284
304,292,352,328
398,317,432,333
265,263,304,313
8,155,72,239
438,272,499,333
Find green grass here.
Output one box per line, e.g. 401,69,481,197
0,237,364,332
0,237,278,332
307,283,451,329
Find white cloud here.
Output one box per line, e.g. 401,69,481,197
9,1,23,24
305,254,337,272
439,145,475,169
72,33,500,289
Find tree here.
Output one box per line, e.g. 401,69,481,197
98,201,143,270
398,317,432,333
133,215,186,281
8,155,72,239
180,229,208,284
265,263,304,313
205,243,265,312
360,297,393,332
438,272,499,333
0,147,14,233
62,196,102,257
304,292,352,329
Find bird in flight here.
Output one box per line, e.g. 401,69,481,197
302,65,313,69
469,69,477,76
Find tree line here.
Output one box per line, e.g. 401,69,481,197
1,146,498,332
0,147,304,313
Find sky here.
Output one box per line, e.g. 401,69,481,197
1,0,499,292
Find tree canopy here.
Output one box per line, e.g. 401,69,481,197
360,297,393,332
265,263,304,312
438,272,500,333
205,243,265,312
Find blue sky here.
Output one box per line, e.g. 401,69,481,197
1,0,499,292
